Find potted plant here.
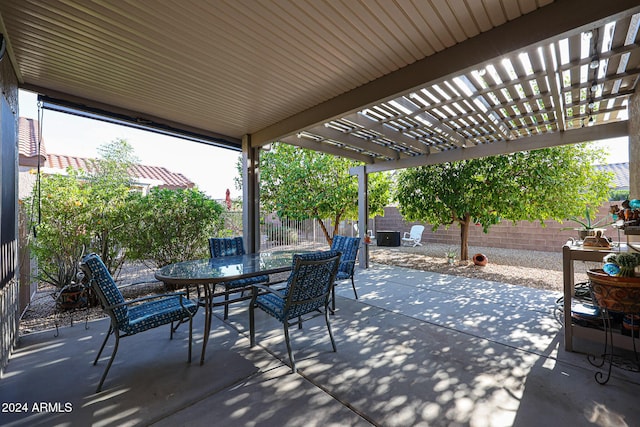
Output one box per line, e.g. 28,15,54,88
31,240,87,310
603,253,640,277
563,207,614,240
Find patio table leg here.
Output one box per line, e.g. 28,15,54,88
200,283,213,365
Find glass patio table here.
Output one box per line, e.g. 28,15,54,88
154,250,303,364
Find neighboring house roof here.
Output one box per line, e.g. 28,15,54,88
18,117,195,190
595,162,629,191
45,154,195,190
18,117,46,167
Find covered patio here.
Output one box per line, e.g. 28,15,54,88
3,264,637,426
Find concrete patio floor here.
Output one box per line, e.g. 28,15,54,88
2,263,639,426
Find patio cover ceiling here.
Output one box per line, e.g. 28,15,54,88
1,1,639,171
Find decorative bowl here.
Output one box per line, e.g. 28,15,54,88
587,269,640,313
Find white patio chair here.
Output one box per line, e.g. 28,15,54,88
402,225,425,247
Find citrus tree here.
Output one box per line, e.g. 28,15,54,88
257,143,391,245
394,144,612,261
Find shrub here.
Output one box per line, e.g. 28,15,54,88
122,188,225,267
26,172,92,288
609,189,629,201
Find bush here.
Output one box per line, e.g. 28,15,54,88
122,188,225,267
609,189,629,201
26,172,92,288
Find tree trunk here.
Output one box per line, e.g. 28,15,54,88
316,215,343,247
459,214,471,261
317,219,331,246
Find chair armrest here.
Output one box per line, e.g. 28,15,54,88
265,278,288,289
116,279,163,290
105,292,188,310
403,232,410,238
250,284,286,303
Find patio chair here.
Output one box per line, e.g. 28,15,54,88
208,237,269,319
401,225,425,247
249,250,340,373
330,235,361,312
79,253,198,393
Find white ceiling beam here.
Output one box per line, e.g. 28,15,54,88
252,0,640,147
344,112,431,154
362,121,629,173
303,125,402,159
279,135,374,164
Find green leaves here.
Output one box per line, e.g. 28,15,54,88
259,143,391,243
27,172,92,288
26,138,226,285
123,188,224,267
394,144,612,259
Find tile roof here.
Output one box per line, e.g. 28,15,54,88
595,162,629,190
43,154,195,190
18,117,46,167
18,117,195,190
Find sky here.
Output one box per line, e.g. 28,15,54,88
19,90,629,199
19,90,242,201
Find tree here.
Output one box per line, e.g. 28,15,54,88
258,143,391,245
87,138,139,274
394,144,613,261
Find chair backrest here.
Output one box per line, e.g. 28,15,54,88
330,235,361,275
209,237,246,258
80,253,128,325
409,225,425,239
284,250,341,319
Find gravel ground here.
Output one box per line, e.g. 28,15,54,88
19,244,605,336
369,242,601,292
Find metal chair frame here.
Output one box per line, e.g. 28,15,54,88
249,251,340,372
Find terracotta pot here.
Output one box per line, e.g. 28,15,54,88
587,269,640,312
55,284,87,311
473,253,488,266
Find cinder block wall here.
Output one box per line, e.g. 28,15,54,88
373,204,616,252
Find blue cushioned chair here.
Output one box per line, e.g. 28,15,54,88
208,237,269,319
329,235,361,312
80,253,198,393
249,250,341,373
